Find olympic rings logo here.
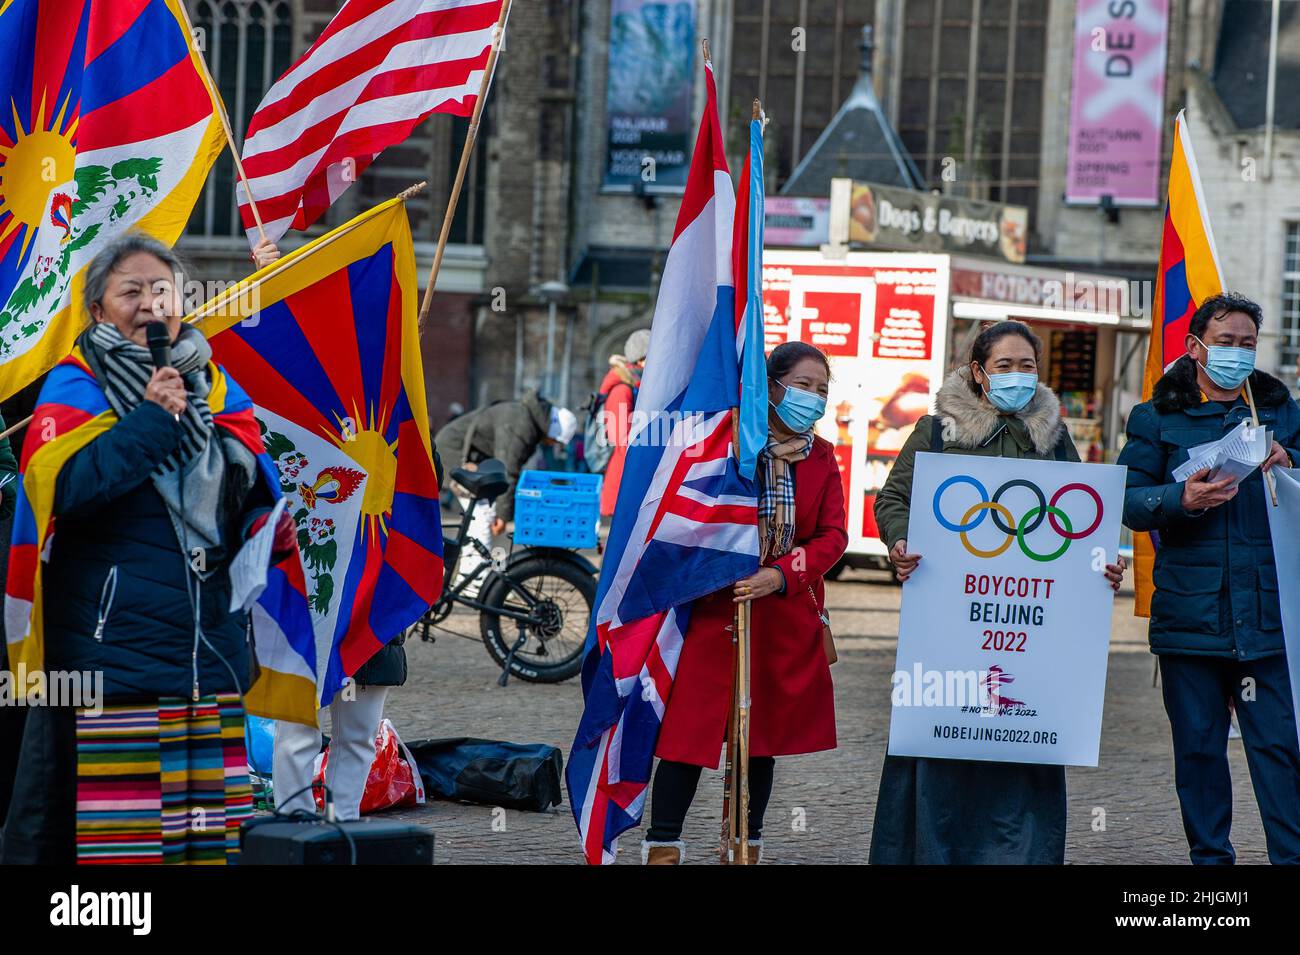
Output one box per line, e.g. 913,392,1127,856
931,476,1104,562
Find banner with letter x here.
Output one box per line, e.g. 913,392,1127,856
889,453,1127,766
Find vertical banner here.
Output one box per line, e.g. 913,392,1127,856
1065,0,1170,205
888,454,1126,766
1133,111,1223,615
1265,467,1300,751
603,0,696,192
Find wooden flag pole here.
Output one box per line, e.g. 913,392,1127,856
417,0,513,328
174,0,269,245
720,404,756,865
719,620,738,863
720,401,742,863
0,182,429,443
0,415,28,442
736,599,752,865
1244,377,1280,506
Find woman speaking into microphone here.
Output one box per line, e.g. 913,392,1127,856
2,234,295,865
869,320,1125,865
641,341,848,865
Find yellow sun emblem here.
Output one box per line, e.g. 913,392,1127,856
328,403,398,539
0,90,78,265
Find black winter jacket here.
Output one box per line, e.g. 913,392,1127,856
1118,357,1300,659
43,400,274,700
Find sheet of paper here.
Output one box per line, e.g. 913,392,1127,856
1204,427,1269,487
1172,448,1225,483
1172,422,1268,488
229,497,289,613
1185,421,1248,461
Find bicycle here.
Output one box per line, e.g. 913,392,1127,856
417,458,598,685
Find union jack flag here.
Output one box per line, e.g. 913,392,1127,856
565,61,765,865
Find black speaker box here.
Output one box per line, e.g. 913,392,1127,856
240,818,434,865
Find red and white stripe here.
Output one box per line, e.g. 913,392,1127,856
634,63,734,418
238,0,505,245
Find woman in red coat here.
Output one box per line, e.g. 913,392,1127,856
643,341,847,865
598,329,648,517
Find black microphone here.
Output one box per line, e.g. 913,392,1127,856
146,320,172,369
146,321,179,421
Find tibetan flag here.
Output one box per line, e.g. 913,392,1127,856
0,0,225,401
1133,109,1225,616
194,198,443,714
3,349,305,711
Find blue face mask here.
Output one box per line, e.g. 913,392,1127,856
771,380,827,432
1194,336,1255,390
980,368,1038,413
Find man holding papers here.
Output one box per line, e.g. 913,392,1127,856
1120,293,1300,865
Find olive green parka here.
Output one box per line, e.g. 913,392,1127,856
874,366,1078,550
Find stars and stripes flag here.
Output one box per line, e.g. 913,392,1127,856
237,0,507,246
1133,109,1224,617
565,62,766,865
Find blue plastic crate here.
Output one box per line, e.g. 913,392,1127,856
513,470,603,549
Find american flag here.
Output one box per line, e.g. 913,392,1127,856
565,62,766,865
237,0,507,245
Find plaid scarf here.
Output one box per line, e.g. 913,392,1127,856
757,431,813,561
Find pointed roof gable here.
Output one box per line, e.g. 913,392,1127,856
780,25,924,196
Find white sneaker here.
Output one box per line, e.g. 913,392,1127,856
457,572,483,600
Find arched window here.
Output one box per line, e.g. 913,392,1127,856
188,0,294,237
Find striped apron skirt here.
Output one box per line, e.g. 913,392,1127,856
74,694,253,864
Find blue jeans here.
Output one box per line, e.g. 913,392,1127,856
1159,653,1300,864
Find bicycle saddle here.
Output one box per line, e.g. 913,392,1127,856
454,458,509,502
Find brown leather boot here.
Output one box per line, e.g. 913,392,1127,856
642,840,684,865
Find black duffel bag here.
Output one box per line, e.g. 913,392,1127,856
405,737,563,813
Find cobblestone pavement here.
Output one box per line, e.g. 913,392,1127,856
382,569,1272,865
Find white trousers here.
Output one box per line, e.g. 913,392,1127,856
455,495,496,589
273,684,389,821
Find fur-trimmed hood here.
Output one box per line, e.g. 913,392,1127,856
933,365,1065,455
1153,354,1292,414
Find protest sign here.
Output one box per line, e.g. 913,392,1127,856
1264,466,1300,752
888,452,1126,766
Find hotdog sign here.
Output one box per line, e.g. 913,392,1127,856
888,453,1127,766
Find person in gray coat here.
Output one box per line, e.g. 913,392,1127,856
434,389,577,588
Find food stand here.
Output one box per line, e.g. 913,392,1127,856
761,247,1149,571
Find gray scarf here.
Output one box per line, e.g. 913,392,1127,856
81,323,257,568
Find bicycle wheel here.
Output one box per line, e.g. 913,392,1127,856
479,555,595,683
